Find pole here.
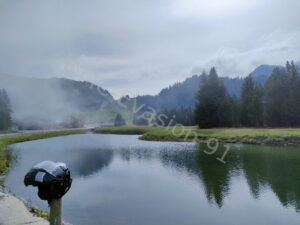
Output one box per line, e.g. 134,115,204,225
50,198,62,225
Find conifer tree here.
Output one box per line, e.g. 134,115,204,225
195,68,234,128
240,75,264,127
0,89,12,130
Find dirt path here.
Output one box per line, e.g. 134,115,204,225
0,132,49,225
0,187,48,225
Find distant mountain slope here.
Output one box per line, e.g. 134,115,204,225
0,74,121,128
250,63,300,84
134,75,244,110
135,75,202,109
133,63,300,110
56,78,117,111
2,63,299,127
250,64,282,84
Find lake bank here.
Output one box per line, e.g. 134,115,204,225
0,129,87,177
93,126,300,145
0,129,87,224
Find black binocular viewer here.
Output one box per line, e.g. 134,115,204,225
24,161,72,203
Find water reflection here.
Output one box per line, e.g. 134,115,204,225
238,145,300,212
114,141,300,212
119,142,300,211
65,148,113,177
159,143,300,211
158,144,240,208
5,134,300,225
196,148,236,207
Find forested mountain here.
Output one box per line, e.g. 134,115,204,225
57,78,117,111
0,74,122,129
1,62,299,129
264,63,300,127
250,65,280,84
133,63,300,110
194,61,300,128
134,76,243,110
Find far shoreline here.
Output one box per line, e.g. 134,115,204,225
93,126,300,145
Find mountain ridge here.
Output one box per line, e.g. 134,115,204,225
131,63,300,110
0,74,121,128
1,62,299,127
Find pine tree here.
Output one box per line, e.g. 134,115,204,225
265,62,300,127
195,68,233,128
287,61,300,125
240,75,264,127
229,95,240,127
286,61,292,74
0,89,12,130
114,113,126,127
264,68,290,126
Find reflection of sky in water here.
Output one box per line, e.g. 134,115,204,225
5,134,300,225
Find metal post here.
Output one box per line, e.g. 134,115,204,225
50,198,62,225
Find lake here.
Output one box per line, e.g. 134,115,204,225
5,134,300,225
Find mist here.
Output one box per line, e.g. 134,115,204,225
0,74,77,129
0,74,120,129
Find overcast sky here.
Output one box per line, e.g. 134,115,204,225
0,0,300,98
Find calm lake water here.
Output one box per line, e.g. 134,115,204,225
5,134,300,225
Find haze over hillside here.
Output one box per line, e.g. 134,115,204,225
0,74,122,129
1,63,299,129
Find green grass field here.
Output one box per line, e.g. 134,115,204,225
0,131,17,134
94,126,300,143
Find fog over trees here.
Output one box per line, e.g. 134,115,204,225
194,61,300,128
1,62,300,130
195,68,236,128
0,89,12,130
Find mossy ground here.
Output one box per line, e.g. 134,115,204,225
30,207,50,220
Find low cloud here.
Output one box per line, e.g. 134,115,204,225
192,31,300,77
0,0,299,97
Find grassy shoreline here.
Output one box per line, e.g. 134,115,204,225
93,126,300,145
0,129,86,222
0,129,86,177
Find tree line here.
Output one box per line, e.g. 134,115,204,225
132,105,195,126
0,89,12,130
195,61,300,128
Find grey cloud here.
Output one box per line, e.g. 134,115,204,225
0,0,299,97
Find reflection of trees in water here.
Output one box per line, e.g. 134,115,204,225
239,145,300,212
67,148,113,177
158,144,240,207
239,146,272,199
119,147,157,162
6,146,19,171
159,147,198,175
157,144,300,212
196,146,241,207
74,143,300,211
